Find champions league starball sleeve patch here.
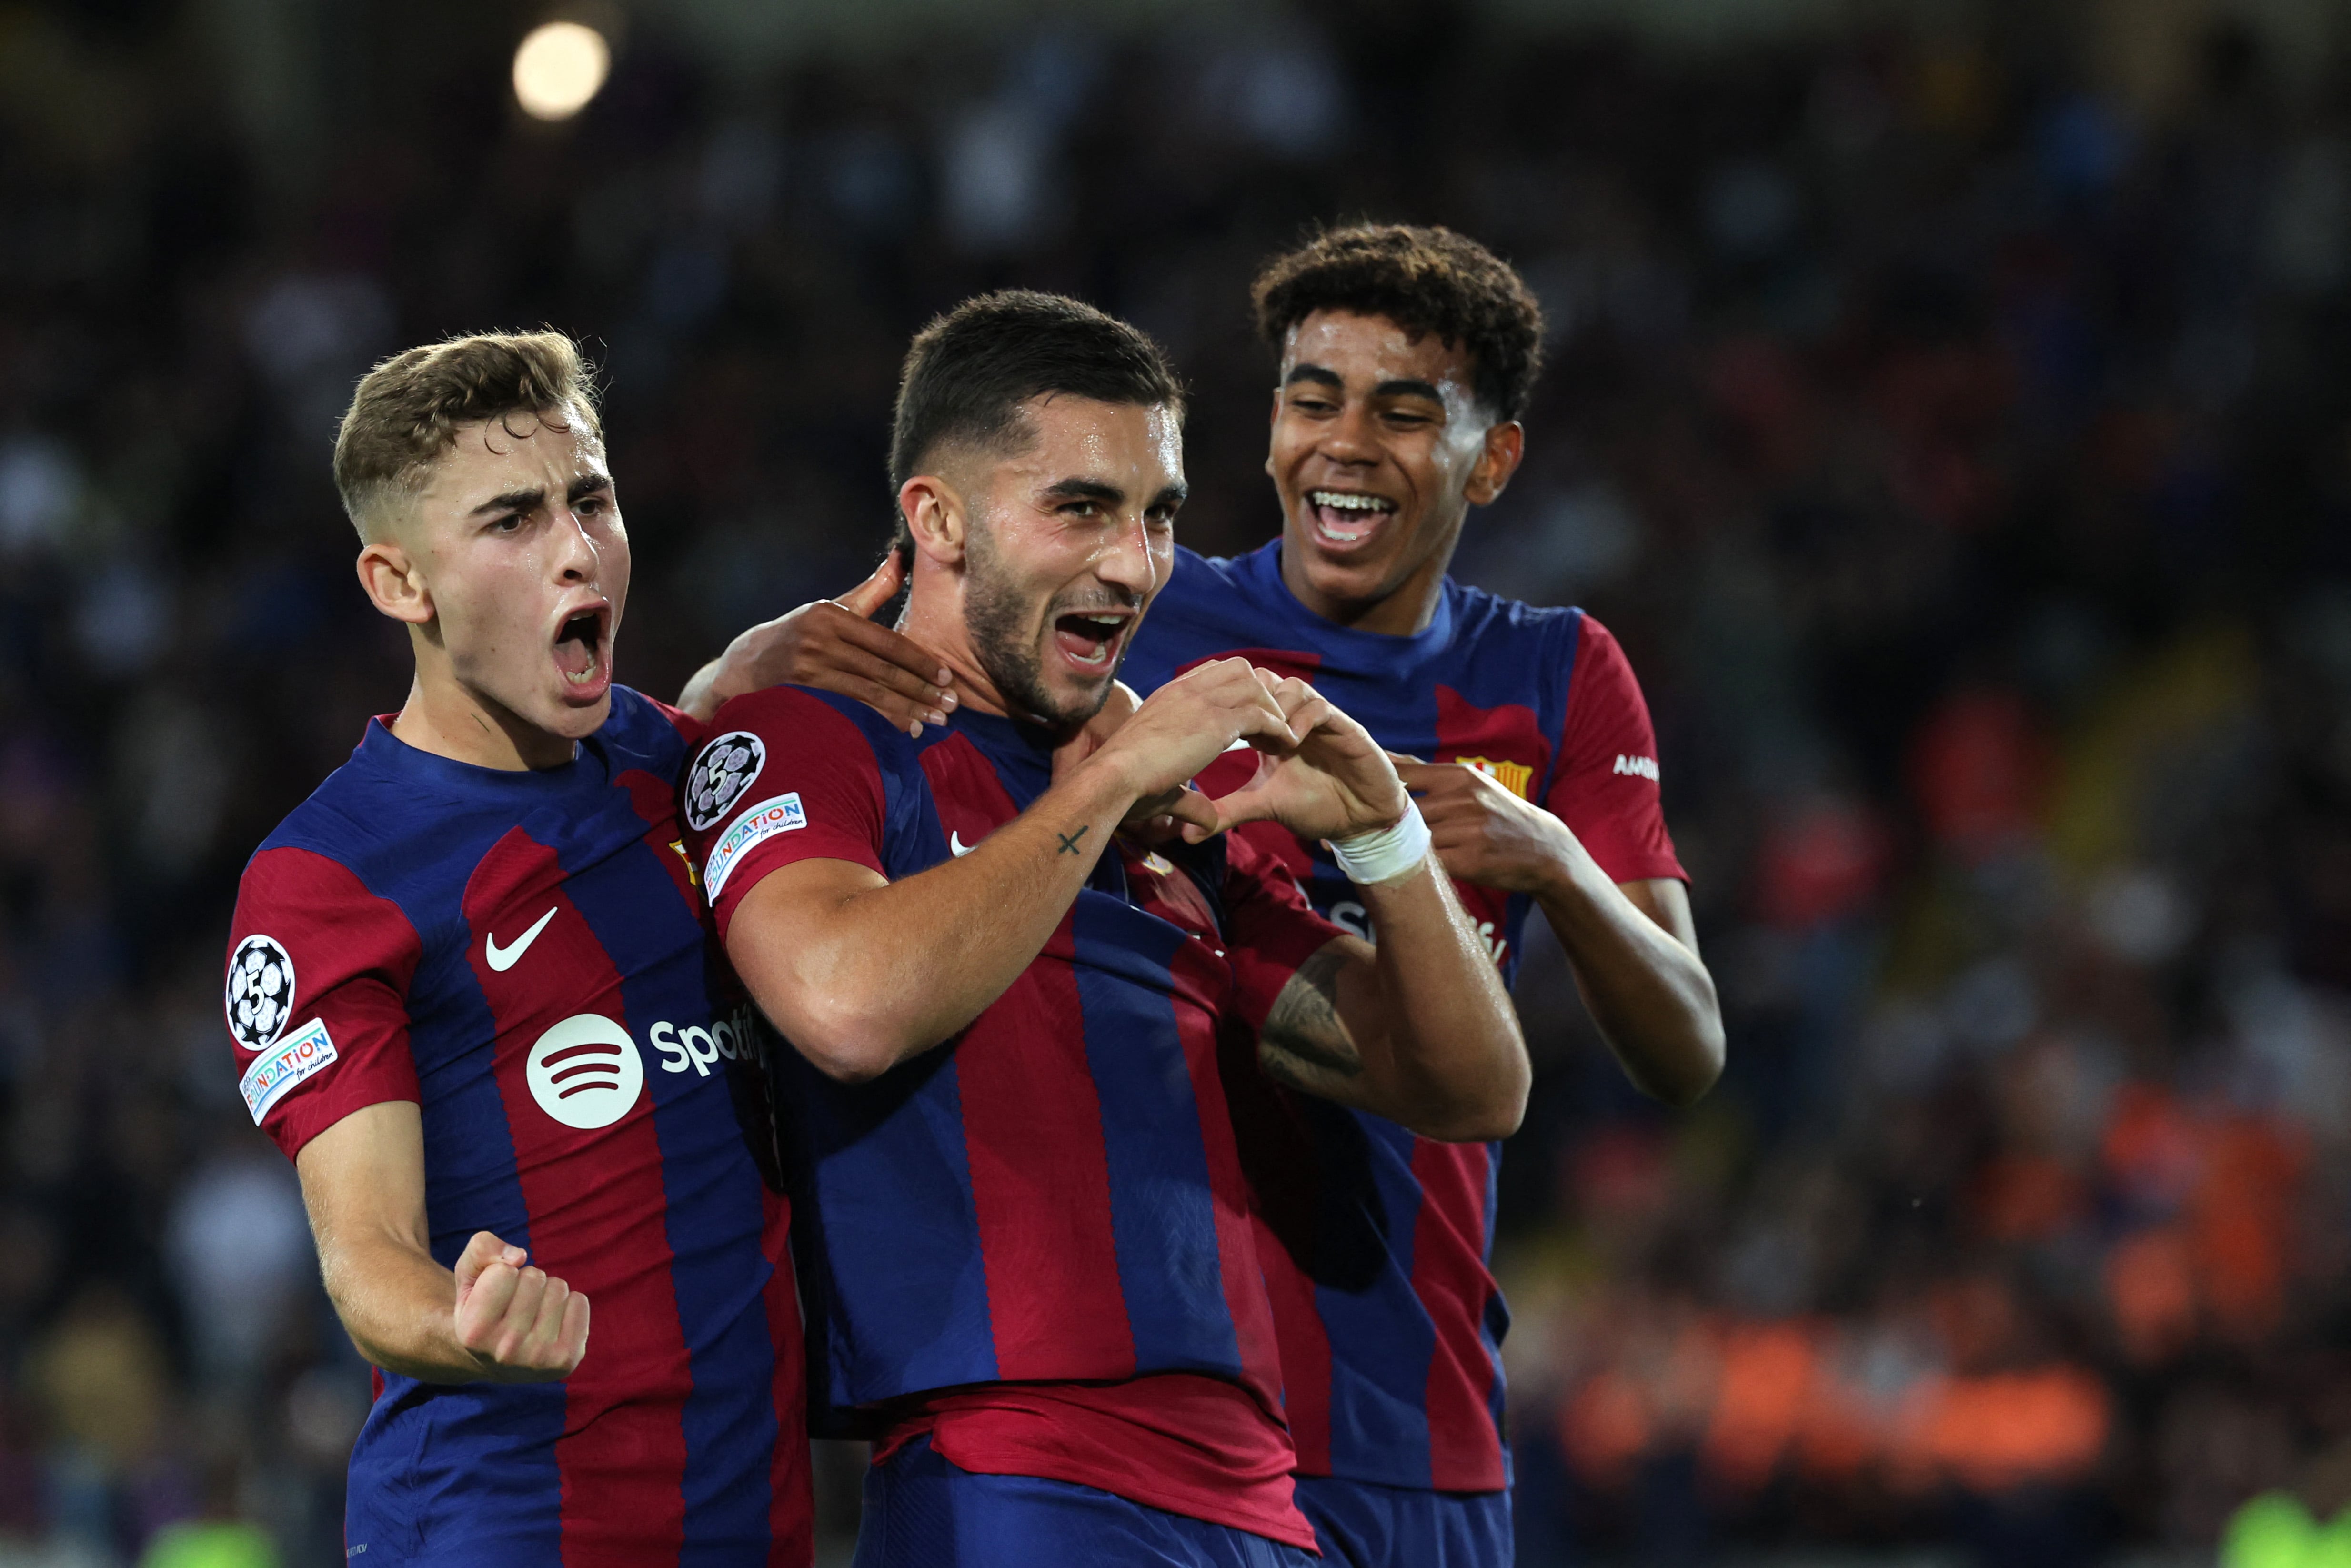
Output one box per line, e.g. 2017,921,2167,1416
226,933,297,1051
686,731,767,831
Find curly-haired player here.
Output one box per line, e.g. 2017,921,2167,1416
1120,223,1727,1566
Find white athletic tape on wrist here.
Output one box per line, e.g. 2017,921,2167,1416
1328,802,1432,886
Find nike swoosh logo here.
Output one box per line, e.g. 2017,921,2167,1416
950,831,975,858
485,906,558,972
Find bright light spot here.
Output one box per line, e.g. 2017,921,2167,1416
513,21,609,122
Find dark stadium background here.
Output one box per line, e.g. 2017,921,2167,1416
4,0,2350,1563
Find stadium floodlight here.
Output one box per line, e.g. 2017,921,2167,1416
513,21,610,121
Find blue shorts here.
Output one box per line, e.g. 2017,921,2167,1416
1292,1474,1512,1568
854,1437,1322,1568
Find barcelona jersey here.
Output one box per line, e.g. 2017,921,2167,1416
223,688,810,1567
1120,541,1686,1495
681,687,1351,1551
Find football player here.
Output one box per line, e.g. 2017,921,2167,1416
679,291,1531,1567
224,332,846,1565
1117,224,1727,1566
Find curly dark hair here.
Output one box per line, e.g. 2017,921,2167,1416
1250,224,1546,423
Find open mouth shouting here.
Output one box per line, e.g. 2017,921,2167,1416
1306,488,1400,552
551,601,613,702
1050,605,1135,675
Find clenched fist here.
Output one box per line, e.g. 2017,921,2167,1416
452,1230,590,1381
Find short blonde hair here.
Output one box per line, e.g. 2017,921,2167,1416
332,331,602,538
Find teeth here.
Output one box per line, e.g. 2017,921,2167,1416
1310,491,1392,512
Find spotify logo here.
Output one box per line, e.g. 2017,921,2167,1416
525,1014,645,1130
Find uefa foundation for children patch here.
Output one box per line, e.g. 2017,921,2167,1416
239,1016,338,1124
702,793,807,899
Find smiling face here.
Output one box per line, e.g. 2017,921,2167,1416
362,409,628,766
1267,309,1524,635
904,393,1185,732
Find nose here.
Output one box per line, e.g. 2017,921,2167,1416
551,508,599,584
1094,512,1157,599
1319,398,1381,468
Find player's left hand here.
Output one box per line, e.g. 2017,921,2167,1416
1212,674,1409,844
1391,756,1578,894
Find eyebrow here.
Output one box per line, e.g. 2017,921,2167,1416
470,472,612,518
1375,377,1446,403
1042,478,1125,506
1284,364,1448,405
472,486,543,517
1040,477,1189,513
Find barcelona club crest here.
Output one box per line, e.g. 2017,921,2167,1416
1454,756,1533,800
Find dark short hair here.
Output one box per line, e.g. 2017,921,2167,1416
334,331,601,540
1251,224,1546,423
887,291,1184,544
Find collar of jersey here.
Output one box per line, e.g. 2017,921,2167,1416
354,712,610,796
1234,539,1458,663
939,707,1059,810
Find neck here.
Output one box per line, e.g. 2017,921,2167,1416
389,652,576,771
1278,522,1456,637
897,578,1080,738
898,588,1011,720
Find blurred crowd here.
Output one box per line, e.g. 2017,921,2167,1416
3,0,2351,1562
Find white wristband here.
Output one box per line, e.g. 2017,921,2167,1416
1328,802,1432,886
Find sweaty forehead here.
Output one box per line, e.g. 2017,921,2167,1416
1007,394,1183,488
1283,309,1474,392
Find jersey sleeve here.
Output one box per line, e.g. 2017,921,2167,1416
1220,830,1347,1032
1545,614,1688,886
645,692,713,750
225,847,423,1162
681,686,891,943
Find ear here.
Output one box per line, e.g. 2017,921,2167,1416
1463,421,1526,508
356,537,433,625
1265,387,1282,482
898,475,971,569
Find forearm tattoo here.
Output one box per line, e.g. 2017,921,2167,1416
1057,826,1090,855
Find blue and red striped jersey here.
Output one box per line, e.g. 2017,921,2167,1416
680,686,1344,1549
1120,541,1686,1494
223,688,810,1567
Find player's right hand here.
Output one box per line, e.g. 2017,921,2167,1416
452,1230,590,1382
1085,658,1298,838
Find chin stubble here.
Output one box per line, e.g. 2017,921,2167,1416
963,522,1109,732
